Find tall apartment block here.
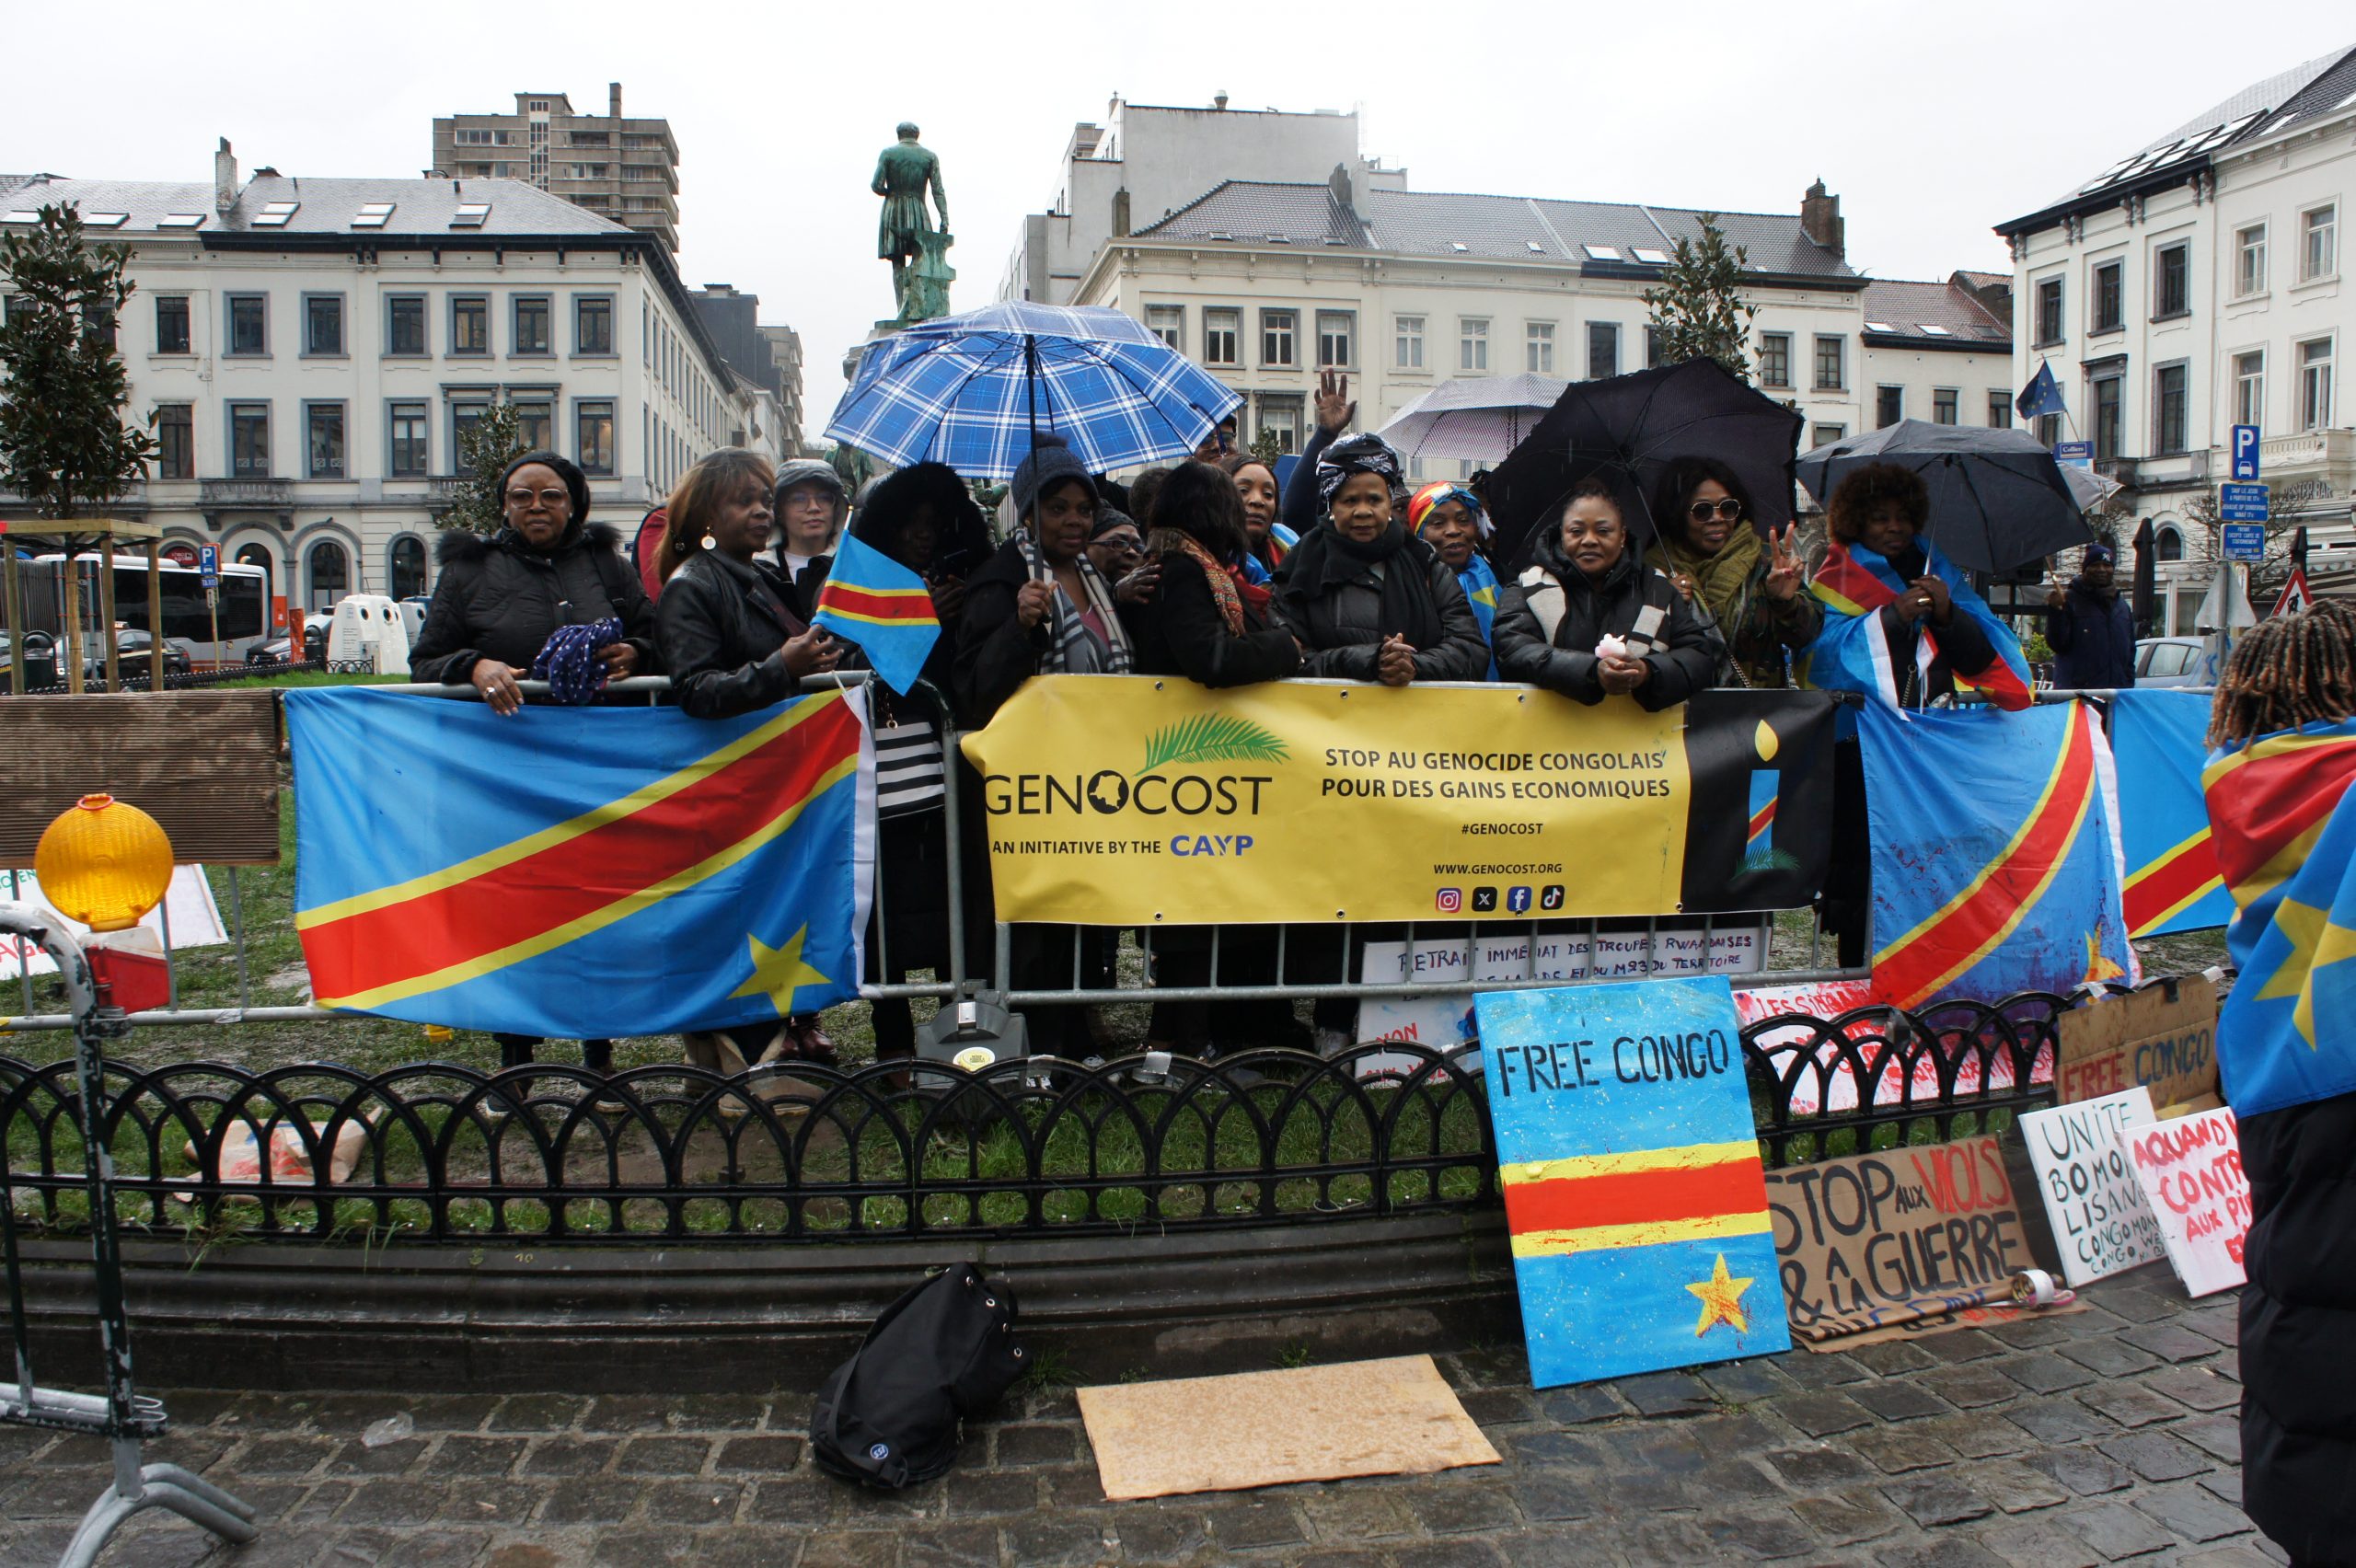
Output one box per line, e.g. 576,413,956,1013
431,83,679,251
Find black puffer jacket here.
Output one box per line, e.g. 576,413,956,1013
656,548,811,720
2239,1090,2356,1565
1493,531,1722,709
1269,526,1489,683
1131,552,1299,688
409,522,655,686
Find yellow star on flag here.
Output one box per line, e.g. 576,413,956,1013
2082,933,2127,986
2254,897,2356,1047
1685,1252,1754,1338
728,926,832,1016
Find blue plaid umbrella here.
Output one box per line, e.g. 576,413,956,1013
824,302,1243,480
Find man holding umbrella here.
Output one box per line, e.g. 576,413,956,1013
2043,543,2137,690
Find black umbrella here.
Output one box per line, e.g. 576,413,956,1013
1795,421,2091,575
2131,517,2158,638
2292,525,2311,574
1484,357,1804,569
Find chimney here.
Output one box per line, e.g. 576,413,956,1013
1328,162,1355,215
214,138,237,214
1800,178,1843,258
1112,187,1131,238
609,81,622,120
1214,90,1229,110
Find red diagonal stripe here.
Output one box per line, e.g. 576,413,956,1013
817,582,940,622
1503,1158,1766,1238
2123,832,2223,933
1873,710,2096,1006
304,698,862,1001
1748,799,1776,847
2207,743,2356,891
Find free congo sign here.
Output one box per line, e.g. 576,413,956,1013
958,678,1834,926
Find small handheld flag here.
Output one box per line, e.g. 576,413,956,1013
812,532,942,696
2016,362,2066,422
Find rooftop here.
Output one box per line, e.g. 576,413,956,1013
1135,180,1856,281
0,173,630,240
1856,278,2011,347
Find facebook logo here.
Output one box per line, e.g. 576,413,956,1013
1506,885,1533,914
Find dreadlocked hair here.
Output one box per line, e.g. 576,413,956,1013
2206,606,2356,749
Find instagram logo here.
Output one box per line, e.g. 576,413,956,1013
1434,887,1463,914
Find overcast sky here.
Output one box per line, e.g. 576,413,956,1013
17,1,2348,434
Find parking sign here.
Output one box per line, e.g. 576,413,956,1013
2223,524,2267,562
2231,424,2261,481
197,544,219,588
2220,483,2269,523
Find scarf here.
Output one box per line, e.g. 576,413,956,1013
1153,530,1270,636
1285,520,1445,651
531,617,624,704
1803,536,2031,710
1647,525,1763,640
1014,530,1132,674
1453,552,1501,680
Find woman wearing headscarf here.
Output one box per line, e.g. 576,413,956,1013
409,449,656,1092
1492,478,1720,709
1407,480,1500,680
655,449,846,1077
1272,433,1490,686
1645,456,1817,688
799,461,992,1066
953,434,1135,1057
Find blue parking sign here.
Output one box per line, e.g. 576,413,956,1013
2231,424,2261,481
198,544,219,587
2220,483,2269,523
2223,524,2267,562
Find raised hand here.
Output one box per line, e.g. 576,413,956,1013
1763,524,1804,601
1315,369,1357,436
1014,579,1057,629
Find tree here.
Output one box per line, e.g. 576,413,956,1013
1643,214,1761,384
0,203,157,515
437,401,526,532
1248,424,1284,465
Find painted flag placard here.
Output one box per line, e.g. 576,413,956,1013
1473,976,1786,1389
2127,1106,2251,1297
2020,1087,2167,1287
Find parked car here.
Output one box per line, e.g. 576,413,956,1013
247,624,328,666
86,628,194,682
2134,636,2209,688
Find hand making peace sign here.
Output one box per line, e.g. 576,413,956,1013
1761,524,1805,602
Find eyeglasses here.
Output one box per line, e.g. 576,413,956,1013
505,488,570,509
1688,498,1744,524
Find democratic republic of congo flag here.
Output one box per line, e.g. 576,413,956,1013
1802,536,2033,711
2205,716,2356,1116
285,686,873,1039
1474,977,1789,1389
1861,699,2137,1009
811,531,941,696
2112,689,2234,938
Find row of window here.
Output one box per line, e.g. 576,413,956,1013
2030,202,2339,347
150,398,618,480
2032,340,2337,465
1873,387,2018,429
152,290,617,360
641,297,720,444
1144,305,1864,392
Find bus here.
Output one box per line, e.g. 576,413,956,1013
4,554,272,668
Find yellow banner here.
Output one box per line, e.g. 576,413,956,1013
958,675,1692,926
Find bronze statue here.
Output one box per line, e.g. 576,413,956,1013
872,122,953,325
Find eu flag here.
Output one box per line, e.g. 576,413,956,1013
286,686,873,1039
812,532,942,696
2205,717,2356,1115
2016,361,2067,421
1861,699,2137,1009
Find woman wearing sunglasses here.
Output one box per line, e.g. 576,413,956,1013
1644,457,1818,688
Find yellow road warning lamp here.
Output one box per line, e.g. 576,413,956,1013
35,794,174,932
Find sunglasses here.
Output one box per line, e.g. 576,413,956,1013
1688,498,1744,524
505,487,571,509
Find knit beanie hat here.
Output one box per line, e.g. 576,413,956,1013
1011,433,1097,523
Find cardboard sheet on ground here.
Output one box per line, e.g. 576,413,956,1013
2127,1105,2250,1297
2056,978,2219,1109
1075,1355,1498,1500
1767,1134,2071,1349
2020,1087,2168,1286
1474,975,1788,1388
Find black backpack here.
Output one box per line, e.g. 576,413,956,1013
810,1263,1025,1488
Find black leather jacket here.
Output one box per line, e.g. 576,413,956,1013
655,549,811,719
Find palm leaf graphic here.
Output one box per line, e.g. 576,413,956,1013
1136,714,1290,776
1738,847,1801,878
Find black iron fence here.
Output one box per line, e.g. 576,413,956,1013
0,992,2064,1248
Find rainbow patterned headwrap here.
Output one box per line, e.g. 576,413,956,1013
1408,481,1490,539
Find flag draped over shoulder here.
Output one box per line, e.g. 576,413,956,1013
2205,717,2356,1116
2112,690,2233,938
285,686,873,1039
811,531,941,696
1861,699,2137,1009
1802,537,2033,711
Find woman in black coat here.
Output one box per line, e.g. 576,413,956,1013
408,449,655,1088
1493,478,1722,710
1271,434,1490,686
655,450,844,1076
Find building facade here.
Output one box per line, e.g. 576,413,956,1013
1997,41,2356,628
431,85,680,252
1856,275,2015,433
0,146,742,621
760,325,806,456
1074,169,1872,467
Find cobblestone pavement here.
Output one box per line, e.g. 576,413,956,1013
0,1265,2274,1567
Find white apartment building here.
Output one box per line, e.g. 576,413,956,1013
0,145,745,621
1074,168,1872,467
1857,275,2015,433
1997,41,2356,629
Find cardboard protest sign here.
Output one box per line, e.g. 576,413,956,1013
1766,1135,2048,1347
2019,1088,2167,1286
2126,1106,2250,1297
2057,977,2219,1109
1473,975,1786,1389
